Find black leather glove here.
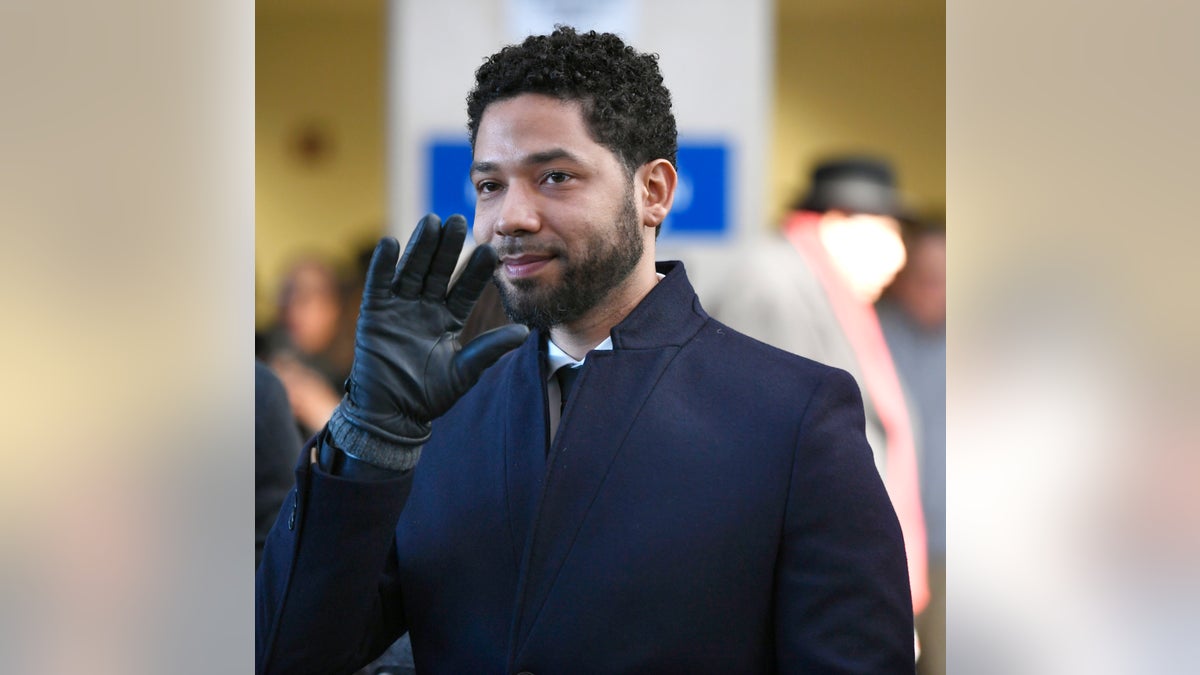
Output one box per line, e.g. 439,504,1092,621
327,213,529,470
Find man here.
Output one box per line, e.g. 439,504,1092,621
701,157,931,621
257,28,913,674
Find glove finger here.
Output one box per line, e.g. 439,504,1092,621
421,214,468,302
453,324,530,390
445,243,499,323
363,237,401,300
393,213,442,299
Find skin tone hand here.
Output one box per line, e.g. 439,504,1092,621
269,354,341,434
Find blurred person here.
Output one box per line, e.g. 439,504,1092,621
264,254,357,435
272,255,354,370
877,217,947,675
257,27,914,674
702,156,931,622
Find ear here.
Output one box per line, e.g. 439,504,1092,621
636,159,677,229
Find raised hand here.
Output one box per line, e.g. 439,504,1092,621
330,213,529,468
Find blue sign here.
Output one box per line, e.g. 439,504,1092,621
662,142,730,238
425,137,730,239
427,138,478,233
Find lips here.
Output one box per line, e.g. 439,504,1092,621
500,253,555,278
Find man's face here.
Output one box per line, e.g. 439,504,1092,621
470,94,646,331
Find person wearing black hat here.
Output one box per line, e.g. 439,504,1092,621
701,155,931,629
793,157,910,303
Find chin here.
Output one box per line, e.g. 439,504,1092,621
504,275,541,292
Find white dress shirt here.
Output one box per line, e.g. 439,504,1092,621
546,336,612,442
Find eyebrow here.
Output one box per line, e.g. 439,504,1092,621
470,148,583,175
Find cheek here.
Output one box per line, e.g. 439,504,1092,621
470,209,495,243
471,222,489,245
470,193,514,243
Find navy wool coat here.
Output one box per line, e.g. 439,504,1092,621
257,261,914,674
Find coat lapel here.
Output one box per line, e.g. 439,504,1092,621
503,337,549,576
511,346,677,652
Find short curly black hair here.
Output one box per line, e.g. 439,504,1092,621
467,26,677,174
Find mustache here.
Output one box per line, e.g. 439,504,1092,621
491,239,565,259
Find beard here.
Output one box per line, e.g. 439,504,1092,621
493,190,643,332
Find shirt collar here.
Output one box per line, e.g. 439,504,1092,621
546,335,612,376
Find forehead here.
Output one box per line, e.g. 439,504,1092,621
473,94,605,161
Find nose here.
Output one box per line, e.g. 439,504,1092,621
491,181,541,238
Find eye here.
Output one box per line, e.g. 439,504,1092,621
544,171,571,185
475,180,501,194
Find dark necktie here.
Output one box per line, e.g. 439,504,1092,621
555,365,582,413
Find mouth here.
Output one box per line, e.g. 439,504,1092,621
499,253,556,279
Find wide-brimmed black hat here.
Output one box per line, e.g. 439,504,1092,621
794,156,902,217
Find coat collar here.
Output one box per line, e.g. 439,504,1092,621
612,260,708,350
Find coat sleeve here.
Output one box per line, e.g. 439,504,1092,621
256,435,414,675
774,367,915,673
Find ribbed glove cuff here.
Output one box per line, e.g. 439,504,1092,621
328,405,427,472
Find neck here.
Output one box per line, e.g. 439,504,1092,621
549,258,659,360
